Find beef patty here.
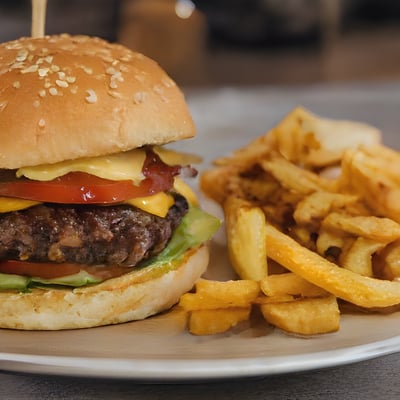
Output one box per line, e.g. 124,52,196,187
0,194,188,267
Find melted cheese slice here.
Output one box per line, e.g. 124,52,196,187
173,177,198,206
16,149,147,183
0,197,40,213
17,147,201,183
124,192,174,218
0,179,198,216
153,146,202,166
4,147,200,216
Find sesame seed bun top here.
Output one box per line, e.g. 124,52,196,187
0,34,195,169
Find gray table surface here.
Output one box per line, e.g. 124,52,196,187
1,81,400,399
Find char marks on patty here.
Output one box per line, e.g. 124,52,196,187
0,194,188,267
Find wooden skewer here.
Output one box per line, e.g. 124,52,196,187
31,0,48,38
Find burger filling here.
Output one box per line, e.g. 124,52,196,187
0,194,188,268
0,147,220,291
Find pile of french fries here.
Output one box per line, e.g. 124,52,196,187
179,107,400,336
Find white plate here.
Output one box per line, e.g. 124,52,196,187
1,86,400,381
1,263,400,381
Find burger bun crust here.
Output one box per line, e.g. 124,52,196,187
0,34,195,169
0,246,208,330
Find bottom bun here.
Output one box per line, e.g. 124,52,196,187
0,245,209,330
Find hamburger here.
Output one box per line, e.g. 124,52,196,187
0,34,219,330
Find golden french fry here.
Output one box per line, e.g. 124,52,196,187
290,226,315,249
254,295,295,304
261,272,328,298
375,239,400,280
267,107,380,167
214,134,273,169
224,196,268,280
293,192,358,226
315,227,347,260
195,279,260,297
340,148,400,223
197,107,399,338
299,113,380,166
179,279,260,311
260,158,333,194
322,212,400,243
237,177,279,202
264,222,400,308
260,295,340,335
200,165,236,204
188,307,251,335
339,237,385,277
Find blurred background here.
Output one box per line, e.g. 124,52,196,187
0,0,399,87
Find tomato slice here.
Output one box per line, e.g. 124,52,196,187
0,151,180,204
0,260,132,280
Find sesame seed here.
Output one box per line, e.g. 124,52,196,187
38,67,49,77
51,65,60,72
106,67,117,75
6,43,22,50
44,81,52,88
114,72,124,82
21,65,38,74
38,118,46,128
133,92,146,104
120,55,133,62
108,90,122,98
109,80,118,89
162,76,175,88
38,89,46,97
33,100,40,108
10,62,24,70
49,87,58,96
12,81,21,89
58,71,66,80
0,101,8,112
56,79,68,88
153,85,163,95
134,74,145,83
79,65,93,75
16,49,28,62
70,86,78,94
44,55,53,64
85,89,97,103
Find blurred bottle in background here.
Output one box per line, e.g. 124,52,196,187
0,0,399,86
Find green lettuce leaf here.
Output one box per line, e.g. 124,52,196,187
0,207,220,291
141,206,221,267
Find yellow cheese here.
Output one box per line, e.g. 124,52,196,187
4,147,200,216
124,192,174,218
0,192,173,216
16,149,147,183
126,179,198,217
153,146,202,166
0,180,195,216
0,197,40,213
173,177,198,206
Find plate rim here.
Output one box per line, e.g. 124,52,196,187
1,335,400,380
